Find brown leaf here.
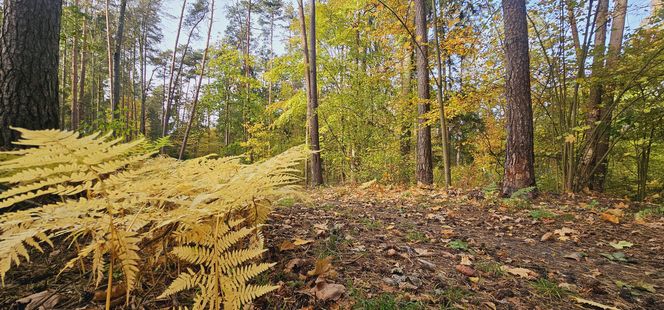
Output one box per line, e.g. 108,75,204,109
455,264,477,277
503,266,538,279
279,240,296,251
308,256,333,277
600,212,620,224
285,258,305,274
293,238,315,245
314,278,346,301
540,232,553,242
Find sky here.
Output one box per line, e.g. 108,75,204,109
155,0,656,59
158,0,297,55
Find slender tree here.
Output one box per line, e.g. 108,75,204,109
414,0,433,185
501,0,536,196
0,0,62,147
162,0,187,139
111,0,128,119
308,0,323,185
578,0,609,190
432,0,451,188
179,0,214,159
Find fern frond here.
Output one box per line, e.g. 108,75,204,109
110,229,140,300
158,268,204,299
218,248,266,273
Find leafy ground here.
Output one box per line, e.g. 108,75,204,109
2,185,663,309
258,186,664,309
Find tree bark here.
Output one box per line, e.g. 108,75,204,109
501,0,536,196
111,0,128,120
308,0,323,186
71,0,80,130
0,0,62,147
414,0,433,185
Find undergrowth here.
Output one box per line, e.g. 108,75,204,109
0,128,307,309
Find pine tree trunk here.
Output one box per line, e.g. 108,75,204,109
308,0,323,186
70,0,80,130
501,0,536,197
0,0,62,147
414,0,433,185
111,0,127,120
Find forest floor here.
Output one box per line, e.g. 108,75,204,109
2,185,663,310
258,185,664,310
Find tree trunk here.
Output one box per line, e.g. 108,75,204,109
77,4,88,130
308,0,323,186
0,0,62,147
578,0,609,190
414,0,433,186
592,0,628,190
162,0,187,139
70,0,80,130
179,0,214,159
501,0,536,197
105,0,114,113
432,0,451,188
111,0,128,120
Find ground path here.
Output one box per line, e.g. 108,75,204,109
258,186,664,309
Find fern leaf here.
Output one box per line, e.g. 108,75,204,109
158,268,204,299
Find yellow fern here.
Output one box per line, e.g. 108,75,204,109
0,128,306,309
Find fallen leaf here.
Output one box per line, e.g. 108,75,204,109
459,254,473,266
293,238,314,246
601,212,620,224
16,290,61,310
414,248,432,256
455,264,476,277
314,278,346,301
600,252,628,262
571,297,620,310
503,266,538,279
285,258,305,273
359,179,376,189
564,252,585,261
308,256,333,277
540,232,553,242
279,240,296,251
634,281,656,293
554,227,578,241
609,241,634,249
615,202,629,209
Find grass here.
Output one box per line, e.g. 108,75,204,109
348,281,424,310
276,197,296,207
529,209,556,220
635,205,664,221
359,218,383,230
446,239,468,251
406,230,428,243
436,287,471,309
475,261,505,276
531,278,567,299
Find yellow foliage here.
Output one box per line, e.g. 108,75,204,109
0,128,307,309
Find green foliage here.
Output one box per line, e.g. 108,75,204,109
531,279,567,299
529,209,556,220
446,240,468,251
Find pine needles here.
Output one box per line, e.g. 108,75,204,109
0,128,306,309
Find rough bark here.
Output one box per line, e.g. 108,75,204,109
308,0,323,186
414,0,433,185
71,0,80,130
0,0,62,147
501,0,536,196
111,0,128,120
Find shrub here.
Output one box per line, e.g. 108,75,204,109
0,128,306,309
